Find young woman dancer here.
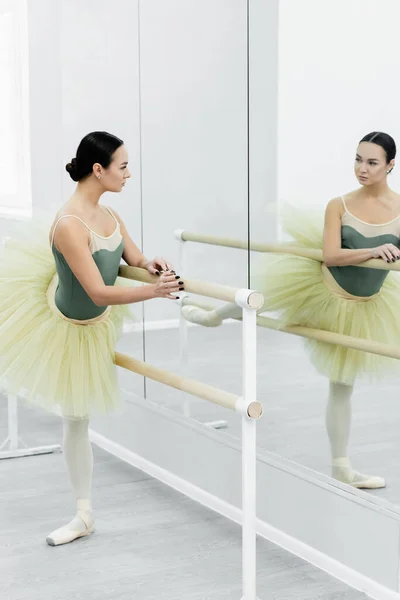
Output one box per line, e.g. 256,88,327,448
0,131,184,544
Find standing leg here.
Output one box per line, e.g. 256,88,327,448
326,381,385,489
46,416,95,546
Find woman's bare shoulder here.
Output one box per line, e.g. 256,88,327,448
50,204,89,247
325,195,345,217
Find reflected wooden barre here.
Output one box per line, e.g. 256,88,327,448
257,316,400,360
178,232,400,273
114,352,263,419
181,297,400,360
118,265,262,306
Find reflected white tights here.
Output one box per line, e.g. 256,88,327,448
46,417,94,545
326,382,384,488
326,381,353,460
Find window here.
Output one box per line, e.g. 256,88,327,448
0,0,31,218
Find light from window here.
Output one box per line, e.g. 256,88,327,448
0,0,31,218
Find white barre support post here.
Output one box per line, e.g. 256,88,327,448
179,294,190,418
236,288,263,600
0,394,61,460
175,229,191,418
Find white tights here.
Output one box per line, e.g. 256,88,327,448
63,416,93,505
46,416,94,545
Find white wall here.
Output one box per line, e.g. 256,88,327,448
249,0,279,244
278,0,400,216
139,0,249,324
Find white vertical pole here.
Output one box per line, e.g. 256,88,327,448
175,230,191,418
179,296,190,418
241,305,258,600
8,395,19,451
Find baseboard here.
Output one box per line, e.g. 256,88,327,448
89,428,400,600
256,520,400,600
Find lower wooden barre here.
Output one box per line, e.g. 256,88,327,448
114,352,262,419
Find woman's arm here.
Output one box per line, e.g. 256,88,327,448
323,198,400,266
54,219,181,306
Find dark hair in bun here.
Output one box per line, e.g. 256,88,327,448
65,131,124,182
359,131,396,164
65,158,79,181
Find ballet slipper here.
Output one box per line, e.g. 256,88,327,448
332,457,386,489
46,511,95,546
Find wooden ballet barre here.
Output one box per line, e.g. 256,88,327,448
176,232,400,273
114,352,263,419
118,265,263,307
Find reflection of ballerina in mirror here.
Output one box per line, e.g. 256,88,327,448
182,131,400,490
255,131,400,489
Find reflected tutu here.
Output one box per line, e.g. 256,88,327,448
251,205,400,384
0,221,132,417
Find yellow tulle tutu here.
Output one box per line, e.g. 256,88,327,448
251,206,400,384
0,220,132,417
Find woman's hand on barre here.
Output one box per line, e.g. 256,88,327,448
371,243,400,263
143,256,173,275
154,272,185,300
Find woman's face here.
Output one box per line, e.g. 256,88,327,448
94,145,131,192
354,142,394,186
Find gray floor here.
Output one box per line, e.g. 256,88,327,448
0,403,368,600
119,322,400,506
